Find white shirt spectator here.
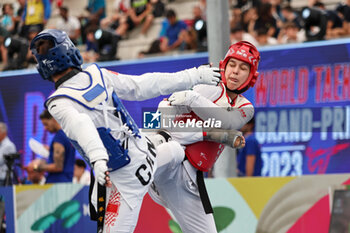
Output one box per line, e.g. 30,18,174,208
73,170,90,185
56,16,80,39
256,34,278,46
0,136,17,182
279,29,306,44
114,0,130,12
231,32,258,46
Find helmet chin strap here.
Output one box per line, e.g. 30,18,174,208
226,85,249,95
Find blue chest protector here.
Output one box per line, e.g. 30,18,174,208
112,92,140,139
98,92,141,171
97,127,130,171
46,64,140,171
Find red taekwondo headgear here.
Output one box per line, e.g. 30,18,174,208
219,41,261,94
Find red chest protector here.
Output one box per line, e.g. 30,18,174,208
176,85,234,172
185,139,225,172
175,112,224,172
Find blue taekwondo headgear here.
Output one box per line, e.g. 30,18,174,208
30,29,83,81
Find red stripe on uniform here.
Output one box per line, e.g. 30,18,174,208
238,103,252,108
213,83,225,103
108,70,119,75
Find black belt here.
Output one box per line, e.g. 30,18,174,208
184,156,213,214
196,170,213,214
89,170,107,233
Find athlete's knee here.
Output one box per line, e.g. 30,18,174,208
147,129,172,147
156,140,185,168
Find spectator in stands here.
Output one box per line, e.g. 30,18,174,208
55,6,81,45
0,122,17,186
241,7,258,34
230,6,243,30
80,0,106,43
230,24,258,45
73,159,90,185
35,110,76,183
270,0,284,36
26,25,40,65
0,27,10,69
251,3,277,38
234,0,248,8
277,21,306,44
138,7,198,57
235,0,260,9
21,0,51,39
128,0,152,32
237,118,262,177
280,4,303,29
1,4,16,34
159,9,188,52
167,4,208,53
190,4,206,51
191,4,204,25
151,0,165,18
198,0,206,21
140,0,165,37
81,26,99,62
12,0,26,35
180,27,197,51
335,2,350,36
336,0,350,22
255,28,278,46
301,3,328,41
313,2,346,39
87,0,106,21
100,0,129,31
114,0,155,38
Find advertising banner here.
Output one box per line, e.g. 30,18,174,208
0,186,15,233
2,175,350,233
244,40,350,176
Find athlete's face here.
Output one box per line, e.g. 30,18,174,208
224,58,250,91
33,39,54,56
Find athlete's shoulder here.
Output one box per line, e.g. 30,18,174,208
235,94,253,109
193,84,223,101
100,67,119,78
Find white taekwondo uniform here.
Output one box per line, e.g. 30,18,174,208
46,64,216,233
149,82,254,233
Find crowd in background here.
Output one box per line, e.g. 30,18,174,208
0,0,350,69
230,0,350,46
